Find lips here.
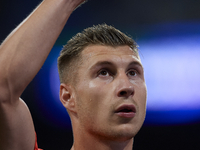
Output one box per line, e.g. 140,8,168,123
115,104,136,118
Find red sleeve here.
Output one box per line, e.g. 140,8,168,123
34,133,43,150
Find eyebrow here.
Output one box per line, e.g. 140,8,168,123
93,61,113,66
128,61,144,70
89,61,114,71
89,60,144,71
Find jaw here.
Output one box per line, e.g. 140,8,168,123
70,114,136,150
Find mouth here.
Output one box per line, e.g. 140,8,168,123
115,104,136,118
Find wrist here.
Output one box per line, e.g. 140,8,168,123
56,0,86,12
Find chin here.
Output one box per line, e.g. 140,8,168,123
119,130,137,141
108,125,140,142
107,132,134,142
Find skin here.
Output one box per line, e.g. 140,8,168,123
60,45,147,150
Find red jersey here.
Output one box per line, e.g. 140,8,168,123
34,133,43,150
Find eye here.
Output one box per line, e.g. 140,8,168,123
127,70,137,77
98,70,109,76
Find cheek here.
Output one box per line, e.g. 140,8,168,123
76,86,111,130
76,81,109,117
135,83,147,111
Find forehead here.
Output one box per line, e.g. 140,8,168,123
81,45,141,64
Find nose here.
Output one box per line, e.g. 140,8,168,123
116,73,134,98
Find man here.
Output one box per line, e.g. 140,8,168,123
0,0,147,150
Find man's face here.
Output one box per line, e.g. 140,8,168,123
73,45,147,141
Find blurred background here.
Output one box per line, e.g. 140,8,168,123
1,0,200,149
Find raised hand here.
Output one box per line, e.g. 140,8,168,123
0,0,87,149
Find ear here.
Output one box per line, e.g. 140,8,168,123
59,83,77,113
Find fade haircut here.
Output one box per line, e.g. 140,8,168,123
57,24,139,84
